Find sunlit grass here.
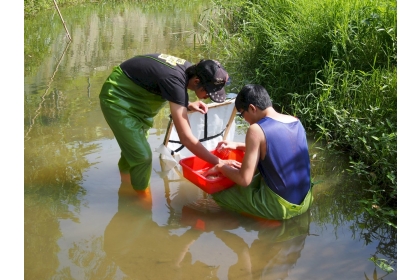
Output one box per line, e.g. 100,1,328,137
198,0,397,229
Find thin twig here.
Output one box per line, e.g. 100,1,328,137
53,0,72,41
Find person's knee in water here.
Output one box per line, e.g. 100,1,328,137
209,84,313,220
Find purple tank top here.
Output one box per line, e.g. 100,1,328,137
257,117,311,204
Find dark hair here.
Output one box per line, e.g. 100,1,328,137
185,60,208,89
186,59,226,86
235,84,272,112
185,63,199,81
185,59,229,103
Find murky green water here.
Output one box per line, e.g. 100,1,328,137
24,1,396,279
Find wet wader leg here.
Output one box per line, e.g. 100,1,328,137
118,154,130,173
212,173,313,220
118,155,131,185
99,66,167,191
100,102,152,191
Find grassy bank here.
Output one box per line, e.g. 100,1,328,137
24,0,191,18
24,0,83,18
201,0,397,226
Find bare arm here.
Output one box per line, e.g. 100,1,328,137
170,101,221,165
215,124,263,186
215,140,246,151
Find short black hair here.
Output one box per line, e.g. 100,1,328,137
185,64,198,80
235,84,272,112
185,59,228,103
185,63,206,89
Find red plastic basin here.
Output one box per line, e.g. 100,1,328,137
179,149,245,194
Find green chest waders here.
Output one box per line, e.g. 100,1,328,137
212,173,313,220
99,66,168,190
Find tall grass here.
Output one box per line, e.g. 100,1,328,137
201,0,397,226
24,0,84,18
24,0,205,18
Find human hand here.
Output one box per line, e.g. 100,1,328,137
216,141,246,154
222,159,242,169
201,160,241,178
188,100,208,114
216,141,234,151
201,166,220,177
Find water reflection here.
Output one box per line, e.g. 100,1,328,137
103,161,311,279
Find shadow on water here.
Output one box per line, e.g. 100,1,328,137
24,1,396,279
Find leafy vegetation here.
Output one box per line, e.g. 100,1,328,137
25,0,81,18
197,0,397,228
24,0,206,18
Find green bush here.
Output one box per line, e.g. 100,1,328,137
24,0,85,18
203,0,397,225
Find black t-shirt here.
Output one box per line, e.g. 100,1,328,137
120,53,192,107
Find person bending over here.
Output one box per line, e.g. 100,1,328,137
99,53,239,192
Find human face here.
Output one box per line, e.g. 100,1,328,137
188,77,210,100
237,109,247,119
195,85,209,100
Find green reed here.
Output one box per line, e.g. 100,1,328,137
24,0,208,18
200,0,397,227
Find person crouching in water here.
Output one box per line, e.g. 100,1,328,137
206,84,313,220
